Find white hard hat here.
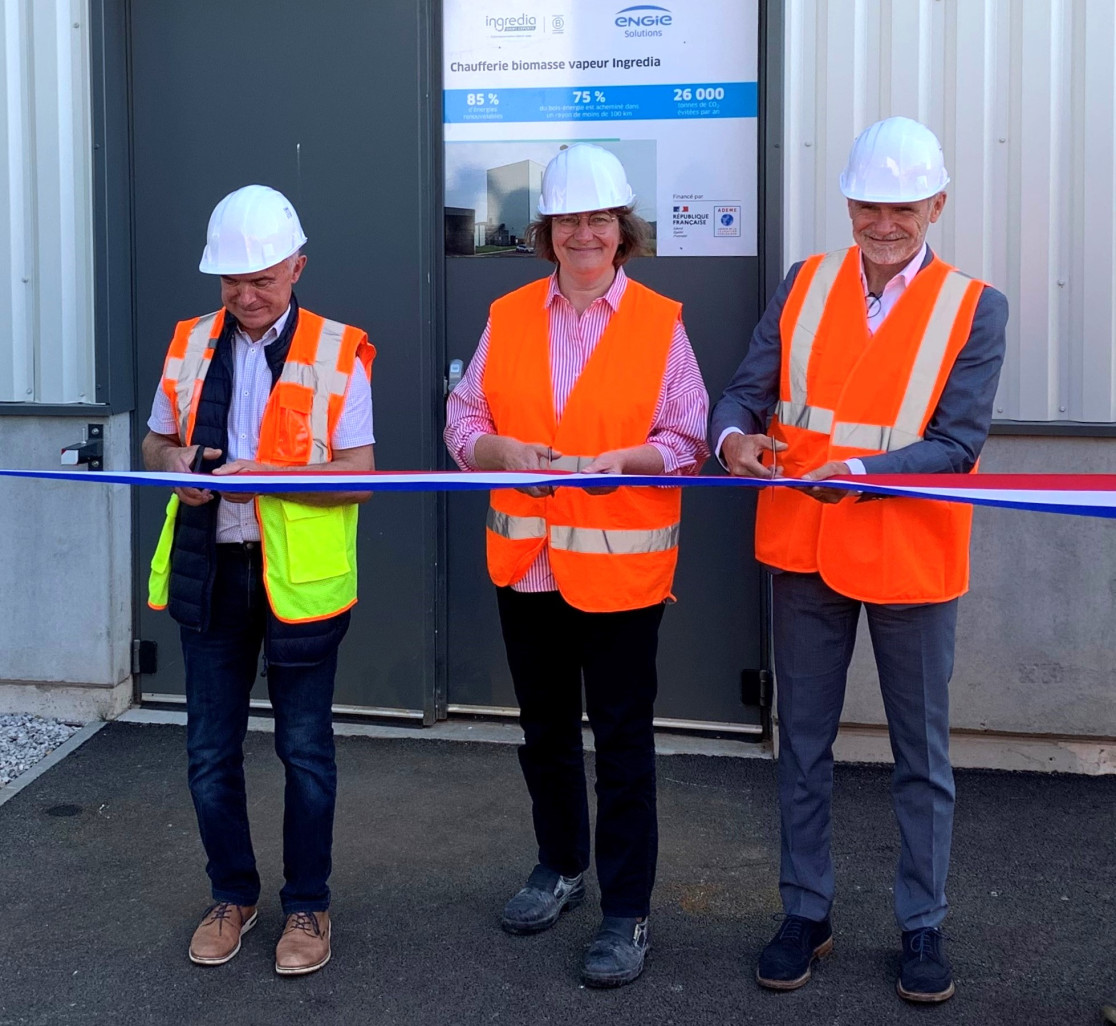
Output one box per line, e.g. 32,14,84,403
537,143,635,215
839,117,950,203
198,184,308,275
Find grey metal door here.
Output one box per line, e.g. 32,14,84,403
129,0,441,719
443,258,767,731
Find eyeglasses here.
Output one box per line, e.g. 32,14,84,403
551,213,617,233
865,290,882,318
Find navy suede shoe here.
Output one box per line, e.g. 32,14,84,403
897,927,955,1003
581,916,649,988
500,864,585,935
756,915,833,990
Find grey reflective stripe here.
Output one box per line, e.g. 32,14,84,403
487,507,547,540
788,248,850,406
548,454,593,472
830,422,922,451
313,318,354,461
163,355,185,382
174,312,222,440
774,399,833,434
549,523,680,555
891,269,973,444
278,360,349,396
313,319,352,396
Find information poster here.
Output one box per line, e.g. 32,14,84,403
442,0,758,257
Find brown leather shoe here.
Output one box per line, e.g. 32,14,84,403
188,902,258,965
275,910,331,976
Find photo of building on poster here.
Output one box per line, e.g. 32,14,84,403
441,0,758,258
444,139,657,257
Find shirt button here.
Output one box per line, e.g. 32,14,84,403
240,433,246,439
243,390,249,396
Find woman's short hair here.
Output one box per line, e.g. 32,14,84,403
525,205,653,267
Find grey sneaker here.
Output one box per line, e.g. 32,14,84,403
581,916,650,988
500,864,586,935
1103,992,1116,1023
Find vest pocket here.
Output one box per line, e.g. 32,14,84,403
281,501,350,583
260,382,314,465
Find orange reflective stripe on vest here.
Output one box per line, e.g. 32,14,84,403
483,278,682,613
756,247,986,604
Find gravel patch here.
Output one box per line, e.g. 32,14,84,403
0,714,81,786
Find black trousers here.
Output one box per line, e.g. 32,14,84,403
496,587,664,918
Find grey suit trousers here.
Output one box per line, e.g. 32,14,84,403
772,570,957,932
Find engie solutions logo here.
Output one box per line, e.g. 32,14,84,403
485,13,537,34
614,5,672,38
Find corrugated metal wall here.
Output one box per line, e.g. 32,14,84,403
784,0,1116,424
0,0,93,404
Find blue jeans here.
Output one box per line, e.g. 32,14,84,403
771,571,957,932
180,543,344,914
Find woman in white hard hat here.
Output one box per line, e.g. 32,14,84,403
445,143,709,988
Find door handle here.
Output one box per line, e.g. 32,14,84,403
445,358,464,397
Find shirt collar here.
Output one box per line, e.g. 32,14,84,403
859,242,927,294
545,266,628,312
233,302,292,346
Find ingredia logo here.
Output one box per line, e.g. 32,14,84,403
615,5,672,37
485,13,537,33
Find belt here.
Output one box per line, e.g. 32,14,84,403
217,540,260,552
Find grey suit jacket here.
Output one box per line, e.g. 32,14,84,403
709,247,1009,475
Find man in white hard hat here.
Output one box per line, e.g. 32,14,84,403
446,143,708,987
710,117,1008,1003
141,184,375,976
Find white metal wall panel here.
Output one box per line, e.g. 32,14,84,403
0,0,93,405
0,2,33,402
784,0,1116,423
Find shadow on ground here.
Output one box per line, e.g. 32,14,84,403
0,722,1113,1025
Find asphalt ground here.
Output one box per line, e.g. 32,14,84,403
1,721,1114,1026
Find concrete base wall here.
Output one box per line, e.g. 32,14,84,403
0,414,133,714
0,679,133,722
835,434,1116,759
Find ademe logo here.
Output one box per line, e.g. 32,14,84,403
614,5,672,37
485,13,537,33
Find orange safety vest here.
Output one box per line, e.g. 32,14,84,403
484,277,682,613
153,305,375,621
756,247,986,604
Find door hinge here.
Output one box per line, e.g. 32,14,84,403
741,668,772,708
132,639,158,676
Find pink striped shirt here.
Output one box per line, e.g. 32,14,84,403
444,267,710,592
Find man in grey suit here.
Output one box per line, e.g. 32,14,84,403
710,117,1007,1004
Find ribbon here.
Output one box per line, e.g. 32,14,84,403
1,468,1115,518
